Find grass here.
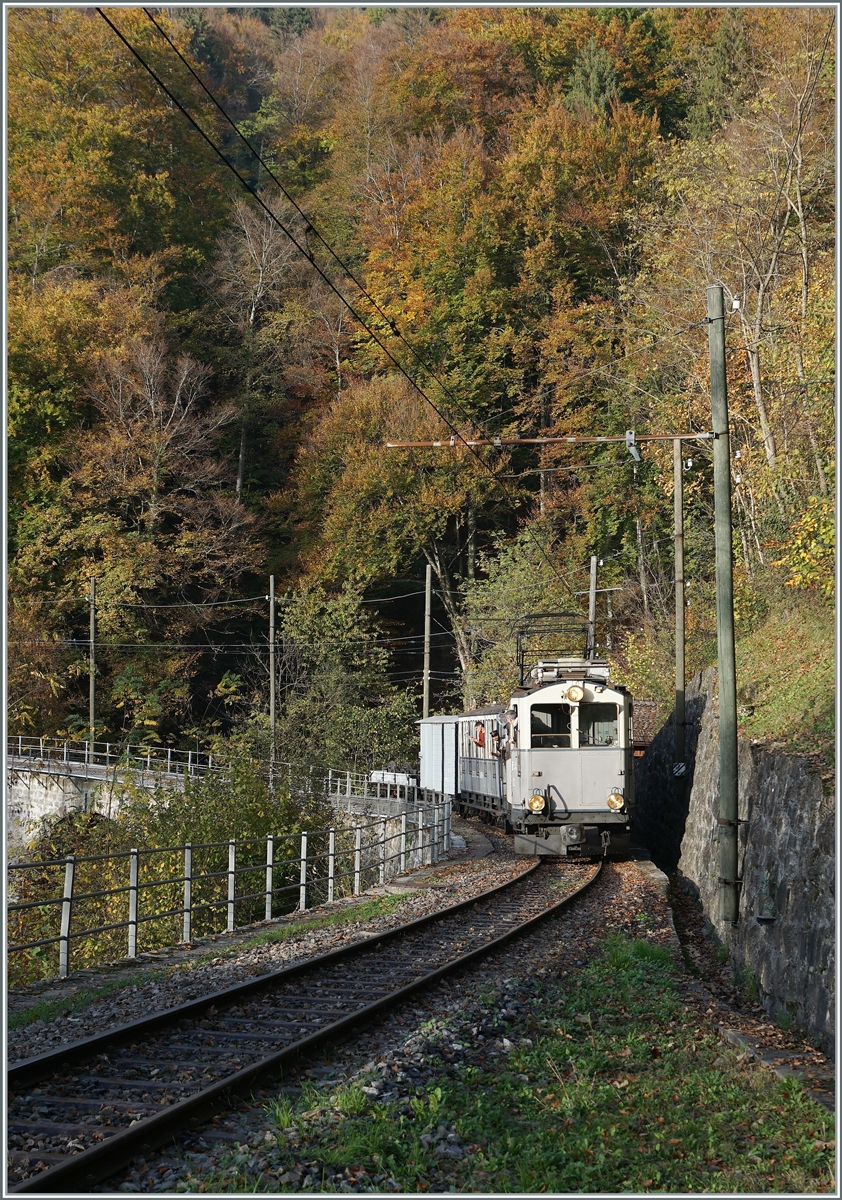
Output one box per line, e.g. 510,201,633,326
734,597,834,773
8,894,407,1030
242,895,404,947
208,931,835,1194
7,969,168,1031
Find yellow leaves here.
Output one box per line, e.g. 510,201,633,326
126,172,177,220
773,497,835,601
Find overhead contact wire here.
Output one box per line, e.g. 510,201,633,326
95,9,568,589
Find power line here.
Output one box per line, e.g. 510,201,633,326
140,7,503,446
359,589,427,603
117,596,265,609
93,9,568,592
10,630,454,651
140,8,710,445
18,595,267,610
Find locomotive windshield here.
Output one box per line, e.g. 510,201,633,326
530,704,571,747
579,703,618,746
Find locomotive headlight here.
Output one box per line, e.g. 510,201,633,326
527,794,546,813
567,684,585,703
606,792,625,811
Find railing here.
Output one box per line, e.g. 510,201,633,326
7,736,223,778
7,800,452,983
328,768,426,807
6,736,327,796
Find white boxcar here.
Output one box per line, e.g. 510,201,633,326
418,715,459,795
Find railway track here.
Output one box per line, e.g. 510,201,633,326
8,857,602,1193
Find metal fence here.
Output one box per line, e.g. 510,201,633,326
7,735,222,778
7,799,452,982
6,736,315,790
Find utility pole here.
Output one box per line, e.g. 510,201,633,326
269,575,276,764
673,439,687,795
423,564,432,718
708,284,739,926
89,577,96,743
586,555,597,658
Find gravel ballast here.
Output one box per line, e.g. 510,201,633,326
9,825,833,1195
89,855,670,1192
8,822,517,1063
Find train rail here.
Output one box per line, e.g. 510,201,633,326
8,857,602,1193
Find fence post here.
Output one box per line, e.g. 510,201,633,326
128,849,139,958
183,844,192,943
59,855,75,978
400,812,407,874
328,828,336,903
354,826,362,895
299,832,308,912
418,811,426,867
445,797,451,851
168,748,172,774
379,818,387,885
265,835,274,921
431,806,439,863
346,771,351,797
227,841,236,933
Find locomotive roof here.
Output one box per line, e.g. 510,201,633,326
511,676,624,698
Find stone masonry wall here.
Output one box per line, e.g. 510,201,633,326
635,669,834,1056
677,684,835,1055
7,769,109,851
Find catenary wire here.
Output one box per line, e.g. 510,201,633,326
139,9,715,442
141,7,508,446
150,2,726,458
95,8,571,592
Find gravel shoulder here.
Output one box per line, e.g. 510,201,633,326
86,851,834,1194
8,819,508,1060
8,824,834,1195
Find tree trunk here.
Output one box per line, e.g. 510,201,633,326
423,542,473,676
635,517,650,621
466,504,476,581
236,419,247,503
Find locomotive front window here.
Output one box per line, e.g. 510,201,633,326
530,704,571,748
579,703,618,746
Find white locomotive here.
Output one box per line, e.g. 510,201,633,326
419,614,634,857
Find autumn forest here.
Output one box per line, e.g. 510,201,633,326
8,6,835,774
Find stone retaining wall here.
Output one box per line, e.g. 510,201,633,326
635,669,835,1057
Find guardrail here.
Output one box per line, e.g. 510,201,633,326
7,738,396,796
7,800,452,983
7,736,222,777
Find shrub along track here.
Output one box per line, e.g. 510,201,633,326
8,857,600,1193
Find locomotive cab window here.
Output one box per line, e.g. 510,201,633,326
579,702,618,747
530,704,571,748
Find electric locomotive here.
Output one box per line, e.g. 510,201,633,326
419,613,634,858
